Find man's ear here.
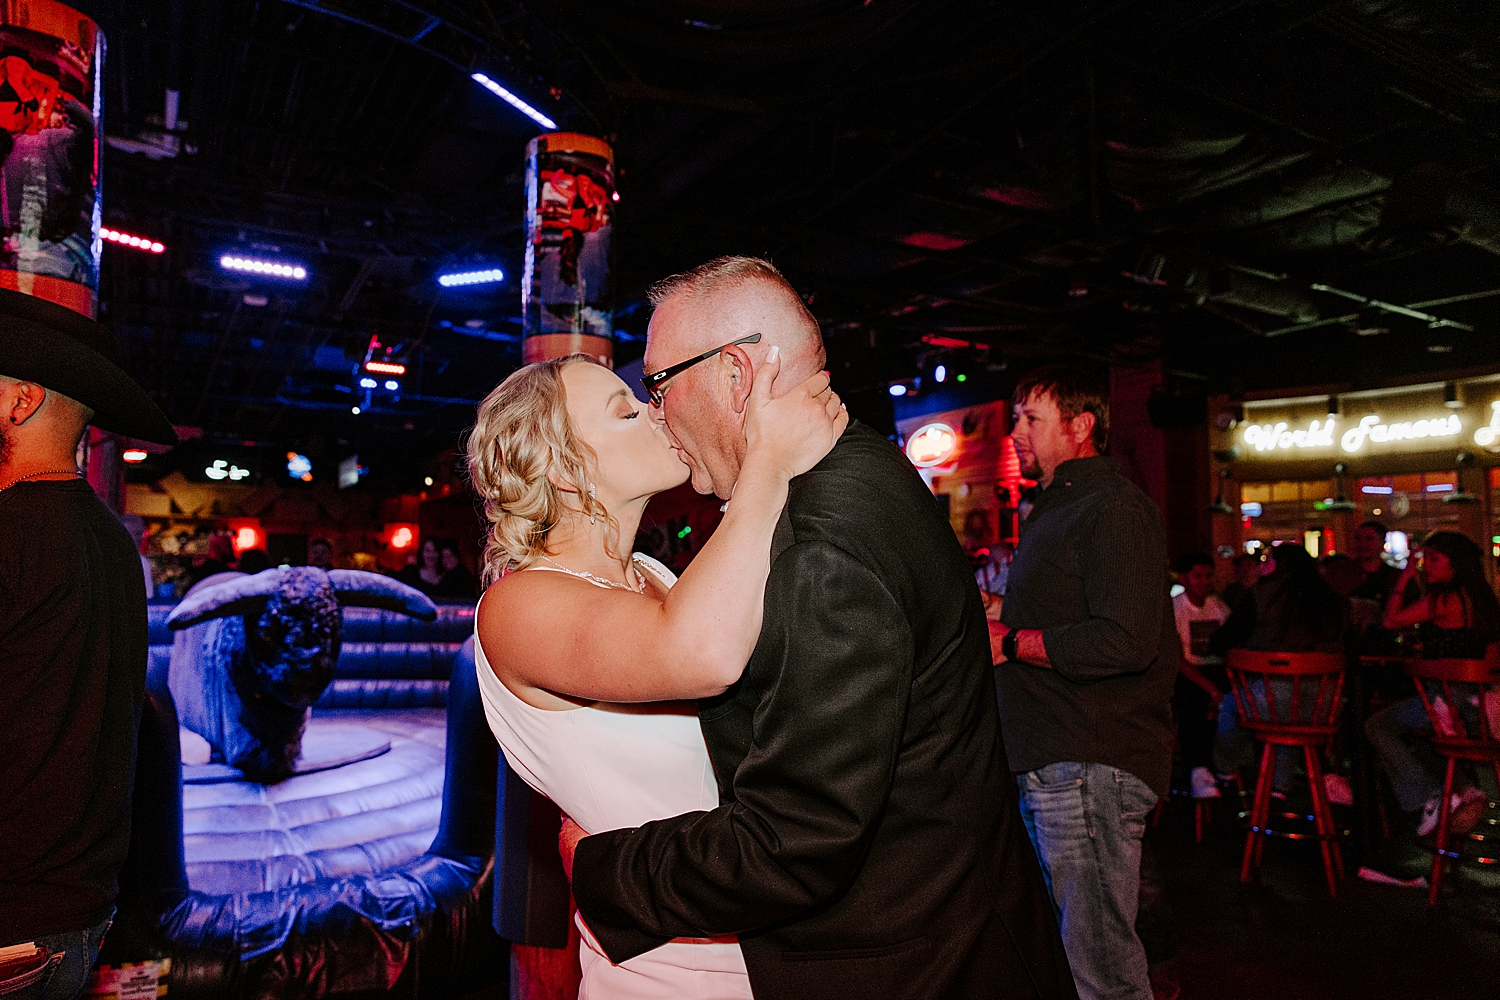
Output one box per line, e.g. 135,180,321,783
1069,410,1096,448
722,344,755,415
6,381,46,427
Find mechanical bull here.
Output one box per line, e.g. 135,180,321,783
167,567,437,782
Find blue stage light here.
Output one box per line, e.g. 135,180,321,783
889,384,908,397
935,365,946,383
384,380,399,391
359,377,377,389
220,255,307,280
471,73,557,130
438,267,505,288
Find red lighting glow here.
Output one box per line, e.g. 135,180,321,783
906,422,958,467
100,227,165,253
227,524,263,553
391,526,414,549
365,361,407,375
122,448,148,463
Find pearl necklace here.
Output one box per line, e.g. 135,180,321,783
538,555,645,593
0,468,81,492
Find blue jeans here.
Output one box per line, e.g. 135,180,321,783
1017,762,1157,1000
1213,681,1304,792
1363,692,1482,813
0,913,112,1000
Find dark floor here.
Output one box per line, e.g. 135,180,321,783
1151,794,1500,1000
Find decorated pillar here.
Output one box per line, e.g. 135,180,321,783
522,133,614,367
0,1,103,319
499,132,621,1000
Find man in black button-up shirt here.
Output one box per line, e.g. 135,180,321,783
993,365,1176,1000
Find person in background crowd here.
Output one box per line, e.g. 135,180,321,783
1220,552,1263,610
0,288,177,1000
307,538,335,571
184,531,235,589
1365,531,1499,838
1350,520,1399,602
1320,552,1365,598
119,514,155,597
235,549,270,576
1172,552,1231,802
432,542,476,599
994,364,1177,1000
1210,542,1349,800
396,537,444,596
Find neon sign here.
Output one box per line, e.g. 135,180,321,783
1241,412,1462,455
1339,413,1460,452
1474,402,1500,448
1242,418,1336,453
905,422,957,467
205,459,250,481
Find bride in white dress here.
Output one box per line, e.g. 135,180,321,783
466,347,845,999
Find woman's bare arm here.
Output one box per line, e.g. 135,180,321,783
480,354,847,704
1382,569,1430,630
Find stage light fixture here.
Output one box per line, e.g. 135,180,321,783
122,448,148,463
220,255,307,280
889,384,908,397
351,405,361,415
471,73,557,130
424,476,434,487
438,267,505,288
101,228,164,253
365,360,406,375
384,380,399,391
934,364,947,383
359,377,377,389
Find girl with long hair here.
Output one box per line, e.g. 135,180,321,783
1368,531,1499,837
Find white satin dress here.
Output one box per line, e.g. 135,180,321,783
475,554,753,1000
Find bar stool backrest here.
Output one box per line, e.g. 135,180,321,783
1406,652,1500,751
1225,649,1346,733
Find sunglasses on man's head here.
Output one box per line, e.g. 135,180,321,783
640,333,762,407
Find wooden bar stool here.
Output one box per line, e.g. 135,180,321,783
1226,650,1347,896
1405,656,1500,909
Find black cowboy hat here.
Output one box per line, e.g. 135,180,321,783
0,288,177,444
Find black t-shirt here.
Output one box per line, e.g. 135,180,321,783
0,480,148,942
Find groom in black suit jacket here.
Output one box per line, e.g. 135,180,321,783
569,257,1075,999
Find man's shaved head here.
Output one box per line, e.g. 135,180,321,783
642,257,828,498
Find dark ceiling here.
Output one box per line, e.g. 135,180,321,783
78,0,1500,487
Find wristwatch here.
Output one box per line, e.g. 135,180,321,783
1001,630,1019,663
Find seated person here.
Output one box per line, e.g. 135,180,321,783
396,538,445,596
1365,531,1497,837
432,543,477,600
1172,552,1232,799
1220,551,1263,610
1210,542,1348,796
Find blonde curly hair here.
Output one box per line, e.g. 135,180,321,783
465,354,614,585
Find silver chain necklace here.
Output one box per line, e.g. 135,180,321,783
0,468,81,493
538,555,644,593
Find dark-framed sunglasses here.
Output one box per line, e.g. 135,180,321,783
640,333,762,406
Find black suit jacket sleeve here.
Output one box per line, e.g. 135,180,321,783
572,540,916,964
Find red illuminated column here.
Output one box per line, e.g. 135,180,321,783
0,2,103,319
504,141,615,993
522,133,614,367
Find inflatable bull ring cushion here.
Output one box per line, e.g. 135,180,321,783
104,568,507,996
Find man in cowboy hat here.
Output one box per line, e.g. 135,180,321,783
0,289,176,999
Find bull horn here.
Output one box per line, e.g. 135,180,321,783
167,568,286,630
327,570,438,620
